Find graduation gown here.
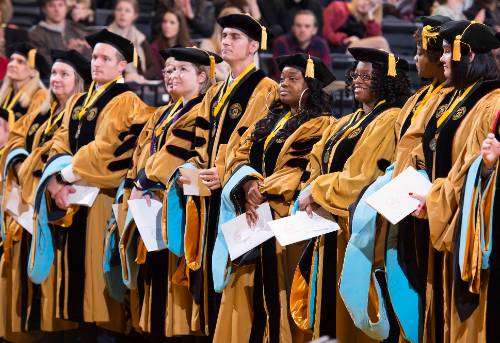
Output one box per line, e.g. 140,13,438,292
173,64,278,335
404,80,500,343
213,112,331,343
295,102,400,343
42,81,153,331
0,77,48,128
132,96,204,337
0,96,78,339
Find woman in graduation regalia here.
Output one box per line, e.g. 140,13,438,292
0,49,88,340
169,13,279,337
295,48,411,343
340,16,455,343
409,21,500,343
120,47,222,338
0,43,49,129
213,54,334,343
28,29,154,335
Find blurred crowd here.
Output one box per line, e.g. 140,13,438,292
0,0,498,81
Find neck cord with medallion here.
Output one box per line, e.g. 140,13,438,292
151,97,184,153
74,76,122,140
2,86,26,128
411,80,446,123
428,81,478,151
261,110,293,174
322,100,386,173
39,100,65,146
208,63,256,165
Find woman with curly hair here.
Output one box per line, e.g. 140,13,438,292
295,48,410,342
212,53,334,342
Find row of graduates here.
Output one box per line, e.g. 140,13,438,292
0,11,498,343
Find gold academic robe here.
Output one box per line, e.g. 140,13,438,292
213,113,332,343
304,104,400,343
129,96,204,337
46,82,154,332
0,96,78,339
179,67,278,336
403,82,500,343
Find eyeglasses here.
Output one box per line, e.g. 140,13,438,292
161,69,173,77
349,71,372,81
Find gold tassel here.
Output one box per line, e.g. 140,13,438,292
305,55,315,78
421,25,431,50
261,26,267,50
133,46,138,68
453,35,462,61
387,53,397,77
27,48,36,69
209,55,215,81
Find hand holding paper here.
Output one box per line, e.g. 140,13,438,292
221,202,274,261
268,207,340,246
128,198,166,252
67,183,100,207
364,167,432,225
179,168,211,196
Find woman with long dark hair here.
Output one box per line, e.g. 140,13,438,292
295,48,411,343
408,20,500,342
212,53,334,342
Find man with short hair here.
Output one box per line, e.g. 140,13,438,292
29,29,153,334
272,10,331,78
29,0,92,65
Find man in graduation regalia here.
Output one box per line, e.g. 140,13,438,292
172,13,279,336
28,29,154,335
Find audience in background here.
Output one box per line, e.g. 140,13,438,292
323,0,389,52
383,0,416,20
279,0,325,34
151,9,191,69
272,10,331,78
29,0,92,65
154,0,215,39
432,0,467,20
67,0,95,26
108,0,160,81
464,0,500,30
0,0,12,79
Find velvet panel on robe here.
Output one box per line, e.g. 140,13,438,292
304,106,400,342
420,87,500,343
0,94,78,337
180,71,278,336
133,98,203,337
45,85,154,331
213,114,332,343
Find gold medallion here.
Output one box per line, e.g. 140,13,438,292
348,127,362,139
452,106,467,120
72,105,83,120
86,107,98,121
275,137,285,144
429,137,437,151
228,103,243,119
28,123,39,136
435,104,447,119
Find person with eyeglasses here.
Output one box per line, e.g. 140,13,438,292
295,47,411,342
117,47,222,338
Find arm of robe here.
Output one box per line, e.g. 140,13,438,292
70,92,153,188
426,90,500,252
27,88,49,116
143,103,200,184
310,108,399,219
